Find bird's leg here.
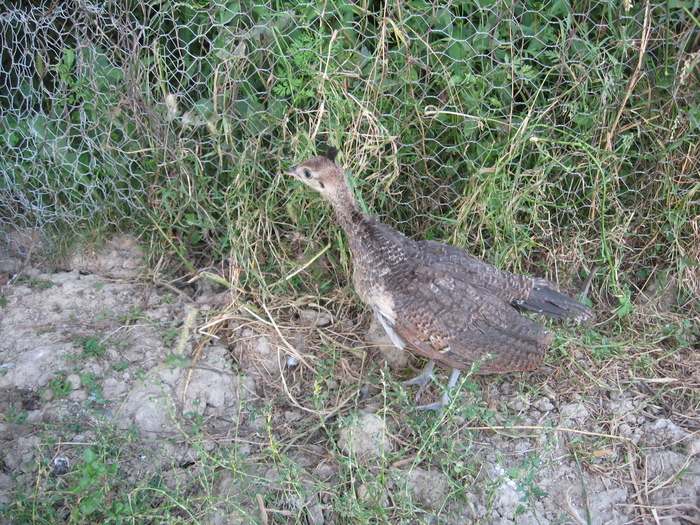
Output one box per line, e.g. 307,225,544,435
402,360,436,402
415,368,462,411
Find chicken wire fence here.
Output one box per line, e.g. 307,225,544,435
1,0,699,301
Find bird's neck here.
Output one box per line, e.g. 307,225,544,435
327,183,367,235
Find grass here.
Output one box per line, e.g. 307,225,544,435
1,0,699,523
1,1,698,305
1,295,698,523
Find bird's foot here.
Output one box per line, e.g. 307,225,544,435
412,368,461,412
415,391,451,411
402,360,436,402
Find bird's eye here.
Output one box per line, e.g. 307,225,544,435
303,169,313,179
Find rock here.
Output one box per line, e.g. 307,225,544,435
641,418,692,448
0,345,73,391
297,308,333,327
645,450,700,522
102,378,127,400
534,397,555,412
0,472,13,505
180,364,242,415
688,439,700,457
560,403,589,420
117,381,175,438
0,227,46,265
314,463,337,482
231,329,283,380
66,373,82,390
337,413,393,461
365,316,408,370
357,482,390,508
390,467,450,510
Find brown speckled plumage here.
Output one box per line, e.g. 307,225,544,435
287,148,594,403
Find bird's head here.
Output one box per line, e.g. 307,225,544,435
286,147,346,198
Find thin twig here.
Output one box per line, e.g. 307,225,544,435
580,266,598,302
468,424,636,444
16,322,113,329
256,493,269,525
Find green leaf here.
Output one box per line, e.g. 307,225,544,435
83,448,97,464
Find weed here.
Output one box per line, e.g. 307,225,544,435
1,407,28,424
118,308,143,325
30,279,54,289
163,354,189,367
2,420,199,524
160,293,176,304
72,447,120,518
81,372,106,406
111,360,131,372
77,336,107,357
512,453,550,517
50,377,72,399
162,327,180,347
14,275,55,289
2,0,695,305
36,326,56,336
98,308,116,320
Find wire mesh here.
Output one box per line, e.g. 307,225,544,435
1,0,698,301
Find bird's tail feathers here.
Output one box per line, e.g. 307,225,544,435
516,279,594,321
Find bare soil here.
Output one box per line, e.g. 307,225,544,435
1,234,698,524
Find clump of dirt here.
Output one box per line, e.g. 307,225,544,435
338,412,394,460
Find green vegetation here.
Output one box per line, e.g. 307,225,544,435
50,376,73,399
78,337,108,358
0,0,697,309
1,0,699,523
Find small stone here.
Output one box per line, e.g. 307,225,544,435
298,309,333,327
66,374,82,390
337,413,393,461
25,268,42,279
314,463,337,482
688,439,700,457
307,500,325,525
0,473,12,505
560,403,589,420
508,398,526,411
357,482,390,508
391,467,450,510
284,410,303,422
68,390,88,402
365,317,408,370
535,397,555,412
53,457,69,475
102,378,127,400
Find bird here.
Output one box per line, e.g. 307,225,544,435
286,147,594,410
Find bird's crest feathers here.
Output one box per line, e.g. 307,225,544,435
326,147,339,162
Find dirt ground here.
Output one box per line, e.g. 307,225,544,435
1,233,699,524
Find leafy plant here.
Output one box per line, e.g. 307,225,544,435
78,337,107,357
50,376,72,399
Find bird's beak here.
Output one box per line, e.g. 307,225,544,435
286,165,298,177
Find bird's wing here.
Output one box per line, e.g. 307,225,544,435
415,240,594,320
388,265,551,374
415,240,534,301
